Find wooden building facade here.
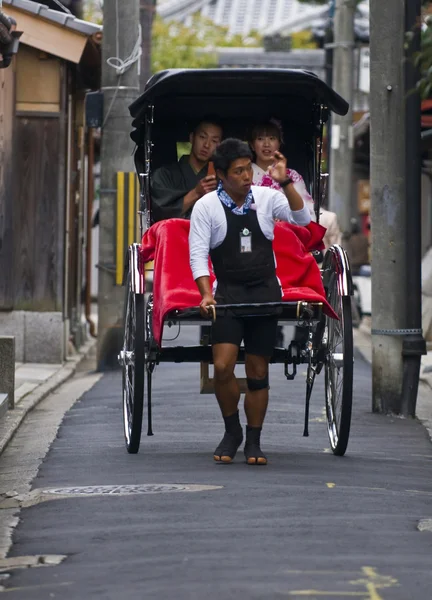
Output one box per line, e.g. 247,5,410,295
0,0,101,363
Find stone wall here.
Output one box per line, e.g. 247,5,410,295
0,312,65,363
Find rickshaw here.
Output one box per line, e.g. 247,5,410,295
120,68,354,458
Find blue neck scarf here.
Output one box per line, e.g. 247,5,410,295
216,181,253,216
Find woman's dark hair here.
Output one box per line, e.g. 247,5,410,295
249,119,284,144
212,138,252,174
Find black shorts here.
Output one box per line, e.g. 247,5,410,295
211,315,279,357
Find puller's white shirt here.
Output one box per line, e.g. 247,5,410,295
189,185,311,280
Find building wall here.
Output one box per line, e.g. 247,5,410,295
2,46,67,311
11,115,63,310
0,46,70,362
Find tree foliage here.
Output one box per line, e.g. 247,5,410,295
290,30,318,49
151,15,261,73
83,0,103,23
407,2,432,98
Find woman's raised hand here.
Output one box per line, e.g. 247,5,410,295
267,151,288,183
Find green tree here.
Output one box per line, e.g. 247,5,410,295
290,30,318,49
407,1,432,97
151,15,261,73
83,0,103,23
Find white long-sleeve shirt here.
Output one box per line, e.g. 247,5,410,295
189,185,311,280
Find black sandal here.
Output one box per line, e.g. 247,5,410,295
214,431,243,463
244,426,267,465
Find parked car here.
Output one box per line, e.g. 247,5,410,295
353,265,371,322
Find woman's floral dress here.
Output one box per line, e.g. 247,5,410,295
251,163,315,219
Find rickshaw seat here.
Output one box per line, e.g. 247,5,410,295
140,219,332,346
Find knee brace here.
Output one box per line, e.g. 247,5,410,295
247,375,269,392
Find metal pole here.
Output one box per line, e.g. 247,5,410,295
97,0,140,370
85,128,97,338
370,0,426,415
64,94,73,329
328,0,355,234
401,0,426,416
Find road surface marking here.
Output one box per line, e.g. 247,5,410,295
287,566,399,600
417,518,432,532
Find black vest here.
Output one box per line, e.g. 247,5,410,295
210,203,281,308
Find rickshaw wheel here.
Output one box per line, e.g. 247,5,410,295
122,274,145,454
323,265,353,457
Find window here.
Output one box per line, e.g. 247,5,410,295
177,141,191,160
16,46,61,114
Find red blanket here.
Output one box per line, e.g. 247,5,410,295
140,219,334,345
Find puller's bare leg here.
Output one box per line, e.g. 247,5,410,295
213,343,240,416
244,354,270,465
212,343,243,462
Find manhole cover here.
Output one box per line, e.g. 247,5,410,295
40,484,222,496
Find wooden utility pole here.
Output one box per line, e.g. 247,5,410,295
370,0,426,415
328,0,355,234
97,0,140,370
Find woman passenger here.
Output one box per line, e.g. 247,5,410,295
249,119,315,219
249,119,316,347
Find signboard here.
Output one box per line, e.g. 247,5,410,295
358,179,370,215
359,46,370,94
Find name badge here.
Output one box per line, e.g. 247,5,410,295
240,228,252,253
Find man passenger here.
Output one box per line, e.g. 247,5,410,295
189,138,311,466
151,118,223,221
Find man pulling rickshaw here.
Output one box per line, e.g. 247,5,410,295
189,139,311,464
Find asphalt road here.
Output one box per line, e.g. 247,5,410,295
3,327,432,599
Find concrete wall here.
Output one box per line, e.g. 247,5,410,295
0,311,65,363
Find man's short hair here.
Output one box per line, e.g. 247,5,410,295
212,138,252,174
191,115,223,135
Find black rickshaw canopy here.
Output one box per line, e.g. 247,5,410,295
129,68,349,127
129,68,349,222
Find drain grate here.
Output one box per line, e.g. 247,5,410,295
40,484,222,496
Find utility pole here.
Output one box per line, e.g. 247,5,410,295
328,0,355,234
140,0,156,91
324,0,335,88
370,0,426,415
97,0,140,370
323,0,335,175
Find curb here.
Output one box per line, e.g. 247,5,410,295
353,326,432,443
0,338,97,457
354,325,432,391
